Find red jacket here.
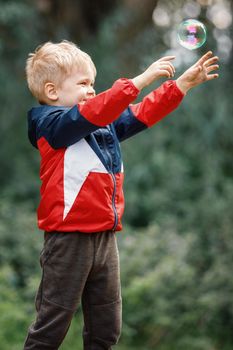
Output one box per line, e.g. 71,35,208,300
28,78,184,233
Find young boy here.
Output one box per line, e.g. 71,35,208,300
24,40,219,350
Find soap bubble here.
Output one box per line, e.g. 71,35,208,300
177,19,207,50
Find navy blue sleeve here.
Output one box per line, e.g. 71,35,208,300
29,105,100,149
113,106,148,142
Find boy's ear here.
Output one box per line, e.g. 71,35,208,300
44,82,58,101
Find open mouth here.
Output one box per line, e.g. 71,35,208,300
79,99,87,105
80,97,94,104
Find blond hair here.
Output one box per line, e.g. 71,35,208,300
26,40,96,102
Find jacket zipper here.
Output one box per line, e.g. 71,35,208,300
101,130,118,230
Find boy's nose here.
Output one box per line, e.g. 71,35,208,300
87,86,95,96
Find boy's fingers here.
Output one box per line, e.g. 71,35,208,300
157,56,176,62
159,70,172,78
195,51,213,66
167,62,176,74
206,64,219,73
159,63,175,75
161,61,176,72
204,56,219,67
207,73,219,80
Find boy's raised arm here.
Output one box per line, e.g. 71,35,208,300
77,78,139,127
113,52,219,141
31,78,140,149
33,57,177,149
33,52,219,149
130,52,219,127
113,79,184,142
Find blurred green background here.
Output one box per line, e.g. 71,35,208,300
0,0,232,349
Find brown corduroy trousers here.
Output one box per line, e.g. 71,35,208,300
24,231,122,350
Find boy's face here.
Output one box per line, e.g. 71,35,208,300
56,66,95,107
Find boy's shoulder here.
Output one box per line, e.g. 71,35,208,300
28,105,68,120
28,105,70,148
28,104,72,130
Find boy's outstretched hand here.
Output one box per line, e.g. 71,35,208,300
131,51,219,93
176,51,219,94
131,56,176,90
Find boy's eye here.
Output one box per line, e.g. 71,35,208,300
78,81,95,88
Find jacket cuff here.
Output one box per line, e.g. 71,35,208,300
173,80,186,97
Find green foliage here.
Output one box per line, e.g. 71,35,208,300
60,312,84,350
0,200,42,287
0,0,40,196
118,225,233,350
0,266,32,349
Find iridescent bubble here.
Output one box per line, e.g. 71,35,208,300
177,19,207,50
